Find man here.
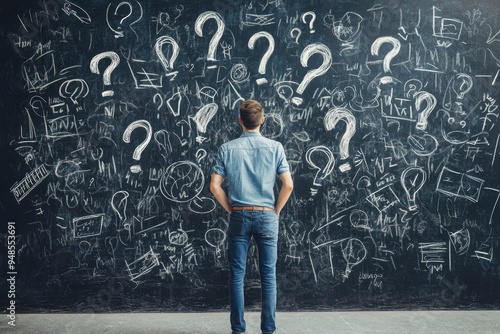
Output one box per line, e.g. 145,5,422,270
210,99,293,334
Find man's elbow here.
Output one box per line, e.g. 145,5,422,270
209,182,218,195
283,181,294,192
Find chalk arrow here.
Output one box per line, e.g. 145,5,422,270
486,24,500,44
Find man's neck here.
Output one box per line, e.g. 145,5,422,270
242,126,260,133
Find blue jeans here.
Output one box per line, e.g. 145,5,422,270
228,209,278,334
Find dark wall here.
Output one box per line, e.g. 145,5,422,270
1,0,500,312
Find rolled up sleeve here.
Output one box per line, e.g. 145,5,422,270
212,147,227,177
276,143,290,175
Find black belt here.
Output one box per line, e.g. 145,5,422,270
232,206,273,211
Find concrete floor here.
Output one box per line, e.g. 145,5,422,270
1,311,500,334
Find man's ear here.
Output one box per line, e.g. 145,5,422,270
238,117,243,125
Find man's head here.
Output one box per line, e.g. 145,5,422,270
239,99,264,130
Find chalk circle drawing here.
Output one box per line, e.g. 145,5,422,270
205,228,226,258
230,63,250,83
349,209,371,231
160,161,205,202
275,81,298,105
407,134,439,156
332,11,363,42
189,196,216,214
341,238,367,280
261,113,284,139
169,229,189,246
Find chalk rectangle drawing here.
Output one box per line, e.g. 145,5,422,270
436,167,484,202
367,185,400,212
73,214,104,239
10,164,50,203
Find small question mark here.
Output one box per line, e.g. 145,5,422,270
301,11,316,33
305,145,335,196
59,79,89,104
290,28,302,44
371,36,401,74
155,35,180,78
293,43,333,106
123,120,152,173
153,93,164,120
248,31,275,85
195,11,225,63
90,51,120,97
414,91,437,131
324,107,356,172
195,149,207,163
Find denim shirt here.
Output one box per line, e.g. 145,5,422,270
212,132,290,208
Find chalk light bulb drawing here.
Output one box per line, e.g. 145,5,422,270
400,166,427,211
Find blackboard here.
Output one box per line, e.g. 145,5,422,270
1,0,500,312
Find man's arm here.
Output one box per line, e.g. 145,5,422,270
274,171,293,215
209,172,232,214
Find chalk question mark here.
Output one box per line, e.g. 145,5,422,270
305,145,335,196
59,79,89,104
301,11,316,33
195,11,225,65
324,107,356,173
290,28,302,44
90,51,120,97
106,1,143,39
371,36,401,74
414,91,437,131
292,43,332,106
248,31,275,85
155,35,180,78
123,120,152,173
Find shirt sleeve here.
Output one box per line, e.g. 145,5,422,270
212,146,227,177
276,143,290,175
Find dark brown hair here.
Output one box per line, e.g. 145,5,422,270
239,99,264,129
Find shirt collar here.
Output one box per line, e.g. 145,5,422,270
240,131,262,138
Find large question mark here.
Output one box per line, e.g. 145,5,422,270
301,11,316,33
155,35,180,78
248,31,275,85
106,1,143,39
324,106,356,172
123,120,152,173
194,11,225,63
90,51,120,97
305,145,335,196
371,36,401,74
414,91,437,131
292,43,332,106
